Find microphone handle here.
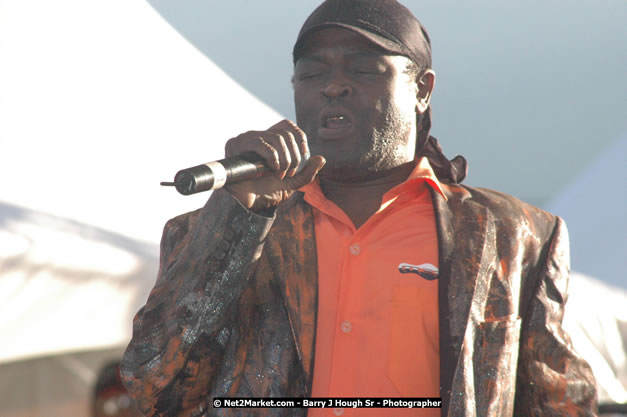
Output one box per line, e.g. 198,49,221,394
173,152,266,195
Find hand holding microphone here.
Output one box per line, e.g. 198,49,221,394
160,151,287,196
162,120,326,211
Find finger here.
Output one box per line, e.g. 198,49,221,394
285,155,326,190
264,132,291,179
270,119,309,160
271,129,301,177
226,132,281,172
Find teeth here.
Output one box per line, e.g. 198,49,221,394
323,115,347,128
326,116,345,124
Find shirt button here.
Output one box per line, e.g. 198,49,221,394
349,244,360,255
333,408,344,416
340,321,352,333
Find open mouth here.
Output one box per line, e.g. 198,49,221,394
318,109,354,138
323,115,350,128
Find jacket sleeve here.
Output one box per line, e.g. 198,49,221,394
120,189,275,417
514,216,598,416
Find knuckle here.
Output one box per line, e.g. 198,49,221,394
279,119,293,129
289,122,305,136
266,132,281,145
284,119,298,129
278,119,304,137
292,129,306,145
283,130,296,144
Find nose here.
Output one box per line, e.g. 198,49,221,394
321,70,352,98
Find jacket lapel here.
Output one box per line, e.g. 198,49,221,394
264,186,498,410
265,193,318,394
433,184,497,417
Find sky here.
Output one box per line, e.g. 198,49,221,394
147,0,627,207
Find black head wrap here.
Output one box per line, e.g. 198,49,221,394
293,0,467,184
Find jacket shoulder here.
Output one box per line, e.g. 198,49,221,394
449,184,560,239
163,208,202,234
160,208,202,250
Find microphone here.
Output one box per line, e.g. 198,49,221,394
161,151,309,195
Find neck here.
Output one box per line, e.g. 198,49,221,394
319,161,415,229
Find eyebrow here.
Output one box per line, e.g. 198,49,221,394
297,49,389,64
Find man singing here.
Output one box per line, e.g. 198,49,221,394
121,1,598,416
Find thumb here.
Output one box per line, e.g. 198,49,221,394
287,155,326,189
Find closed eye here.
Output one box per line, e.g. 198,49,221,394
353,66,385,76
298,73,322,80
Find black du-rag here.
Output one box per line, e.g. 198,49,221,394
293,0,467,184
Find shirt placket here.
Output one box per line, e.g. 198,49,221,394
330,217,382,416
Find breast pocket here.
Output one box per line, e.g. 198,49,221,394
385,286,439,397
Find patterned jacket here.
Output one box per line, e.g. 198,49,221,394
121,184,598,416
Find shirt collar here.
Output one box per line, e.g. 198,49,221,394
403,156,447,200
300,156,447,209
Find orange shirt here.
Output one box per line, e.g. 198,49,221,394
301,157,445,417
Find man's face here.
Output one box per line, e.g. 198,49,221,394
293,27,420,182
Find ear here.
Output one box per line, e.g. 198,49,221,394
416,69,435,114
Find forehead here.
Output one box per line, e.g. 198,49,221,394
296,27,391,60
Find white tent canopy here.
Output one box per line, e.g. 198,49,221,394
0,0,281,364
0,0,282,246
0,201,158,363
0,0,280,415
563,272,627,404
